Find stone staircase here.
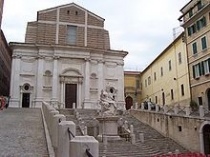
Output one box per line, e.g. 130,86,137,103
59,109,188,157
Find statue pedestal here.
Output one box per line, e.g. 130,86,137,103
96,116,121,141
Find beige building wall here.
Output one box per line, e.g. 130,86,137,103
140,33,190,107
124,71,141,109
179,0,210,109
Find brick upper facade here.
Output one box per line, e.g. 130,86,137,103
25,3,110,49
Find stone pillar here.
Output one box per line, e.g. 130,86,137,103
148,102,151,111
52,56,59,102
98,60,104,99
70,136,99,157
52,114,66,149
49,110,59,136
117,62,126,110
155,104,160,112
58,121,76,157
84,58,90,108
60,80,64,106
141,103,144,110
10,55,21,107
199,106,205,117
163,105,168,114
135,102,138,109
185,106,191,116
35,55,44,107
174,105,179,115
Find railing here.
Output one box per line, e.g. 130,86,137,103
67,127,75,140
86,148,94,157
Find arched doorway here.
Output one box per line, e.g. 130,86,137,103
203,124,210,155
125,96,133,110
207,89,210,110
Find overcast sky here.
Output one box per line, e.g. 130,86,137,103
2,0,189,71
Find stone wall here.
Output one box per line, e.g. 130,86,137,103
130,109,207,152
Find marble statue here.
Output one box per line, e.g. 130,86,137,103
99,89,117,116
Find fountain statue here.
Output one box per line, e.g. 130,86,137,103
97,88,121,141
99,89,117,116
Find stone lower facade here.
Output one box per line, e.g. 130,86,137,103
9,43,127,110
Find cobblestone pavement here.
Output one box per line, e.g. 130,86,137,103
0,108,49,157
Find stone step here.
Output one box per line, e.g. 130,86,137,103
60,109,188,157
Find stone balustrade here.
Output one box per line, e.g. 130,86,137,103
134,102,208,118
41,101,99,157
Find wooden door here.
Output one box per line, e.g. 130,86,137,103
65,84,77,108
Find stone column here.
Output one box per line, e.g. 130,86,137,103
60,77,64,106
58,121,76,157
117,62,125,110
52,56,59,102
10,55,21,107
52,114,66,149
35,55,44,107
84,58,91,108
98,60,104,98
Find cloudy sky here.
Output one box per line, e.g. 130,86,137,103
2,0,189,71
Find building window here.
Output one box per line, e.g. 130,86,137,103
169,60,172,71
136,80,140,88
171,89,174,100
198,96,203,105
200,16,207,27
155,96,158,104
192,42,197,55
189,8,193,17
181,84,184,96
161,67,163,76
197,1,202,10
203,59,210,75
193,63,202,78
154,72,156,81
201,36,207,50
178,52,182,64
67,25,77,45
148,76,151,85
145,80,147,87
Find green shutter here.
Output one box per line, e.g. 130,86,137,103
200,62,204,75
192,65,196,78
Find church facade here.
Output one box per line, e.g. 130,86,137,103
9,3,128,109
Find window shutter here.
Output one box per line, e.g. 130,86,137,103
200,62,204,75
208,58,210,73
192,65,196,78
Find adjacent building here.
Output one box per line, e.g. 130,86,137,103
140,33,191,107
0,0,11,96
124,71,141,109
9,3,128,109
178,0,210,110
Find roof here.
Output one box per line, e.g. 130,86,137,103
38,2,105,21
124,71,141,75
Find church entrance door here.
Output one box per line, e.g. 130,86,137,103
65,84,77,108
22,93,30,108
